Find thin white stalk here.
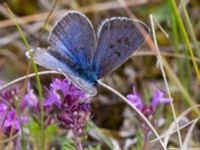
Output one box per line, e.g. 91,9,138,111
150,14,183,148
150,117,199,142
0,70,61,92
98,81,166,150
182,117,200,150
152,104,200,144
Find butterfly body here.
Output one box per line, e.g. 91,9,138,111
73,67,98,86
30,11,150,95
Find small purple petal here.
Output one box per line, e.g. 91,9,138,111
0,88,18,103
7,111,16,120
127,89,143,110
21,117,28,123
126,86,144,111
2,110,28,136
50,78,62,90
43,98,54,106
21,89,38,110
4,111,19,129
151,89,172,109
0,103,7,111
50,78,70,96
43,90,61,108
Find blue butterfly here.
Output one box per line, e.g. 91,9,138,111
29,11,150,96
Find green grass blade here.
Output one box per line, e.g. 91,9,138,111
180,0,200,58
5,4,45,150
168,0,200,83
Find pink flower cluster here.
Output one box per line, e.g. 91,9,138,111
127,85,172,140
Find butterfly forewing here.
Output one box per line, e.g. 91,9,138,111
32,47,81,76
48,11,97,69
92,17,150,78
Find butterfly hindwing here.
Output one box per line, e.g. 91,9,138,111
31,47,81,77
48,11,97,69
92,17,150,78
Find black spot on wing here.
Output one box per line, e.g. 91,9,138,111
109,44,114,49
114,51,121,56
124,37,130,45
